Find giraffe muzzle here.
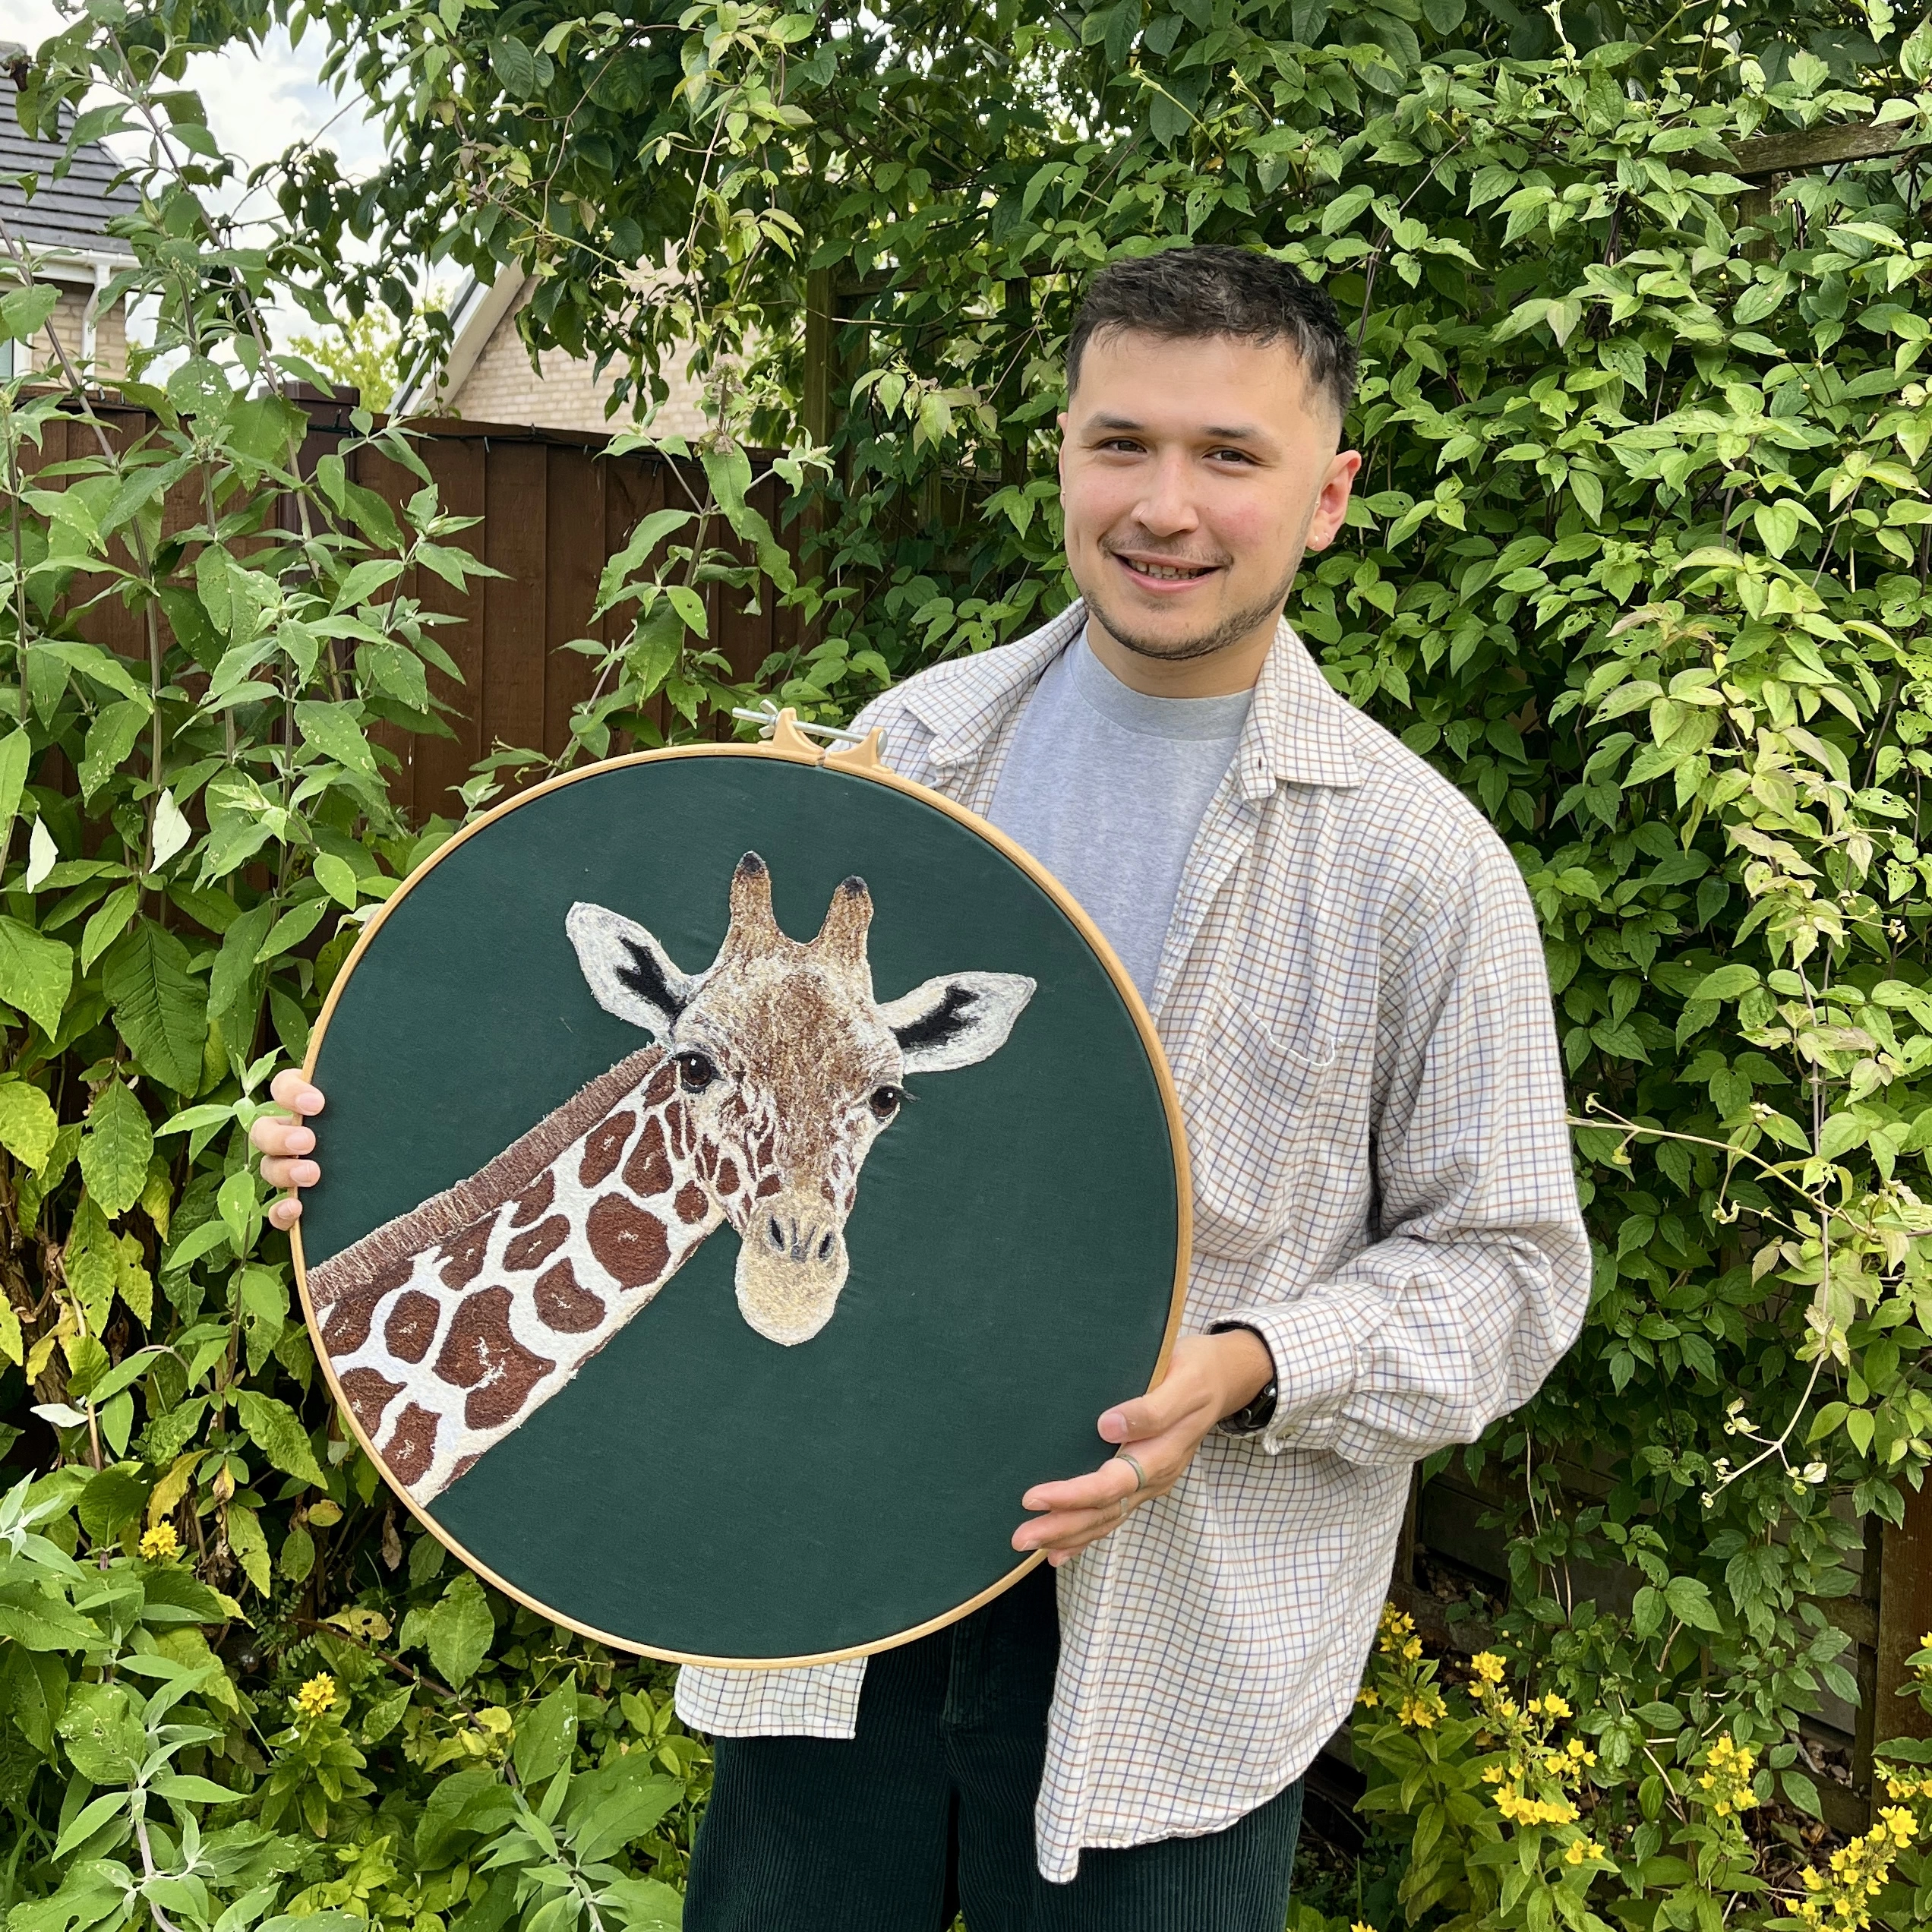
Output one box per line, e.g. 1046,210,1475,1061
734,1190,851,1344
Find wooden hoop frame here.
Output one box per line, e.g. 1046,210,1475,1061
291,726,1192,1669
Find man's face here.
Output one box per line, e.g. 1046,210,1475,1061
1057,328,1361,667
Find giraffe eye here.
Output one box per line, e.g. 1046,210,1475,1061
675,1051,718,1092
869,1085,906,1122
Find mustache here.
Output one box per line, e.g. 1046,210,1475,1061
1100,535,1231,570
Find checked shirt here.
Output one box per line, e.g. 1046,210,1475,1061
677,602,1591,1883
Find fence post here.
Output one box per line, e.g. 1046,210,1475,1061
1874,1479,1932,1754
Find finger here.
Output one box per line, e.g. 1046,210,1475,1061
1021,1458,1144,1516
269,1069,325,1114
250,1116,316,1158
1097,1382,1201,1445
259,1156,320,1191
1014,1497,1131,1555
267,1195,303,1230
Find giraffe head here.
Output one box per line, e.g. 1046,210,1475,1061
565,854,1035,1344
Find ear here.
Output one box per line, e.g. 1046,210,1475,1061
877,972,1036,1075
567,903,699,1040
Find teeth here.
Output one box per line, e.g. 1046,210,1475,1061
1134,561,1208,579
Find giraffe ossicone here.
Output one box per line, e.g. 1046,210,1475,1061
308,853,1036,1504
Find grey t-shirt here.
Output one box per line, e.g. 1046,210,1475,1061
987,633,1252,999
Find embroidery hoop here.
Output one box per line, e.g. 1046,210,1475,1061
292,713,1192,1668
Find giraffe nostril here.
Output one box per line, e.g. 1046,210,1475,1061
767,1216,786,1252
816,1231,833,1261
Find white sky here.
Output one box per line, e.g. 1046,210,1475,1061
2,3,389,347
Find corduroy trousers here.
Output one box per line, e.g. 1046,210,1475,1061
683,1562,1305,1932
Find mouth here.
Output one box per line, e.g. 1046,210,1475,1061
1107,550,1223,593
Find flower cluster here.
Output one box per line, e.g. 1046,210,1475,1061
294,1672,339,1719
1694,1734,1760,1820
1794,1808,1915,1932
138,1523,179,1561
1466,1652,1603,1870
1363,1607,1447,1728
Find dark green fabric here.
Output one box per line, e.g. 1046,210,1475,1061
303,755,1182,1659
685,1564,1305,1932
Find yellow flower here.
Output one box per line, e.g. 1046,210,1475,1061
1880,1806,1915,1848
1565,1840,1586,1865
1472,1652,1506,1684
1401,1636,1422,1661
1357,1686,1379,1707
1351,1921,1378,1932
294,1673,336,1719
139,1523,179,1561
1539,1692,1572,1719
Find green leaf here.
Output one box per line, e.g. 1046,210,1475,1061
314,853,360,909
0,728,32,863
1662,1575,1722,1632
77,1462,148,1542
56,1680,146,1784
294,700,379,777
102,921,208,1093
235,1389,326,1486
0,285,59,346
0,917,74,1037
77,699,152,800
0,1079,59,1173
1690,964,1760,1002
514,1675,578,1788
79,1081,153,1217
405,1573,495,1690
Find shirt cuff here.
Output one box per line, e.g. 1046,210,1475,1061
1216,1293,1363,1455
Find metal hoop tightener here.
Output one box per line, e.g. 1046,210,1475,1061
730,700,868,747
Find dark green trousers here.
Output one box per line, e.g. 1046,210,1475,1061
684,1564,1305,1932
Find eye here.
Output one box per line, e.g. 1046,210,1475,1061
869,1085,906,1122
674,1050,718,1093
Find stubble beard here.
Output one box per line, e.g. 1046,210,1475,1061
1082,539,1308,666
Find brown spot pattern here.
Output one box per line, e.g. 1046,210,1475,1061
504,1214,568,1272
508,1168,554,1228
645,1059,677,1105
534,1259,605,1333
339,1367,402,1433
674,1182,710,1224
384,1290,441,1364
323,1258,412,1356
715,1157,740,1197
437,1219,495,1290
384,1403,440,1485
665,1099,693,1159
434,1286,557,1432
587,1196,672,1287
580,1111,636,1187
756,1171,782,1198
623,1116,674,1197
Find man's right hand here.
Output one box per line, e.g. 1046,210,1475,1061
252,1068,326,1230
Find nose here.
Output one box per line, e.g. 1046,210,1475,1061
1135,450,1200,536
762,1211,838,1265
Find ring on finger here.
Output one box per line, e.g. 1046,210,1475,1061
1115,1451,1149,1495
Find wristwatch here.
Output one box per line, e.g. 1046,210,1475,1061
1210,1321,1278,1435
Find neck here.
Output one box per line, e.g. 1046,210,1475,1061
1081,610,1277,699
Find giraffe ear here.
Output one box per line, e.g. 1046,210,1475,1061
879,972,1037,1075
567,903,699,1039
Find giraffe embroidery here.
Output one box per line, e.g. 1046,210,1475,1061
307,853,1036,1504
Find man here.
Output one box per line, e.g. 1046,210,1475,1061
256,246,1589,1932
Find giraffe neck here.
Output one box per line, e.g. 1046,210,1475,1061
322,1053,730,1501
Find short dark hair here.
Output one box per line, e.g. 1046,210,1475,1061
1065,246,1358,422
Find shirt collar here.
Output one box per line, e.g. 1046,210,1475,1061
900,599,1364,797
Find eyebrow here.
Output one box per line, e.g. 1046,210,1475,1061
1087,412,1271,442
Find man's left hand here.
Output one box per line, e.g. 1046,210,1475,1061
1013,1328,1274,1567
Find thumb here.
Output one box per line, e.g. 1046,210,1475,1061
1097,1389,1179,1444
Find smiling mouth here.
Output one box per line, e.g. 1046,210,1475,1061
1112,553,1220,582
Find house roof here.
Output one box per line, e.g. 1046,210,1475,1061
0,49,140,269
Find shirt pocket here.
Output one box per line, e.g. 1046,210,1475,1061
1182,991,1338,1261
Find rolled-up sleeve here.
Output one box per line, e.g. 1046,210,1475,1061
1226,832,1590,1468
